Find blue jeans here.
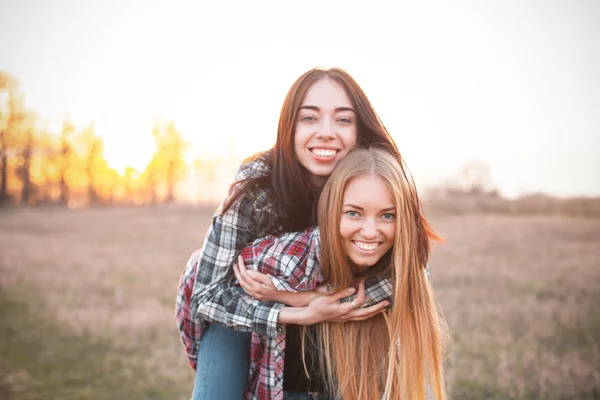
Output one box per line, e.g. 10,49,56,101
192,322,251,400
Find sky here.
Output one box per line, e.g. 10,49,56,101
1,0,599,198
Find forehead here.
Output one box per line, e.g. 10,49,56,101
301,78,353,109
343,175,394,207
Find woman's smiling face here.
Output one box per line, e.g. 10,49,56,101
339,174,396,269
294,77,358,186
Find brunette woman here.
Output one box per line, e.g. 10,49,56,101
176,68,400,399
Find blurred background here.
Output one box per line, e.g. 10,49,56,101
1,1,599,399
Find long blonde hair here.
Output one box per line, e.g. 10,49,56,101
312,147,447,400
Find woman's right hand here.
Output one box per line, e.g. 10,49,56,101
278,281,390,325
307,281,390,323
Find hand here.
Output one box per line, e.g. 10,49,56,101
233,255,279,301
304,281,390,324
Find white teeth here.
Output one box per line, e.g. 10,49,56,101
312,149,337,157
353,241,380,251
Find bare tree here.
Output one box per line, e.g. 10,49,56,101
58,118,75,205
0,73,27,206
18,127,35,204
80,124,104,205
456,160,497,195
150,121,188,203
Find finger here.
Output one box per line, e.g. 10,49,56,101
353,281,367,307
346,301,390,321
327,286,357,303
233,262,242,282
315,285,330,294
237,258,267,296
234,263,255,296
237,256,256,287
237,255,248,274
247,270,276,288
345,299,388,318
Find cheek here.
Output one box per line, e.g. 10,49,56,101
293,128,305,156
338,219,353,240
383,225,396,246
345,127,358,148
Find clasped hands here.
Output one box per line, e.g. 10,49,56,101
233,255,390,324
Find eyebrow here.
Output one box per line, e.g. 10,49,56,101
343,204,396,212
299,105,356,113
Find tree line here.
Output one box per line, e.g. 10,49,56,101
0,71,195,208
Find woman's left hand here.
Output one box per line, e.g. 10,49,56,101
234,255,279,301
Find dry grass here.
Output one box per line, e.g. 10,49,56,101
430,214,600,399
1,206,599,399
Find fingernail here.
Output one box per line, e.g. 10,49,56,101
247,270,254,275
348,288,356,293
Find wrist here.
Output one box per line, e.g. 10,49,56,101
278,306,314,325
291,292,313,307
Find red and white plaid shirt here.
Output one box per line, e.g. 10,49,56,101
176,156,394,400
177,227,394,399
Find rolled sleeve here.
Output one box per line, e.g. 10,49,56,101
252,301,286,337
242,228,323,293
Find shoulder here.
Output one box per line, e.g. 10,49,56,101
231,154,273,207
219,152,277,228
234,152,272,182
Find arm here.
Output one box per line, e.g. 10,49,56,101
192,163,286,338
236,228,391,324
244,225,395,308
236,228,325,306
277,282,390,325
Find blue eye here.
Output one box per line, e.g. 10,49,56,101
346,210,359,217
382,213,396,220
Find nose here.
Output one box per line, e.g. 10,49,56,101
316,118,334,140
360,219,378,239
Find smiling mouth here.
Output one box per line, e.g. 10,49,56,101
352,241,381,252
310,148,338,158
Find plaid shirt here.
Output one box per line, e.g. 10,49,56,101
176,156,283,369
240,228,398,399
175,157,396,399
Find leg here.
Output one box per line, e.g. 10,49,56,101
192,323,251,400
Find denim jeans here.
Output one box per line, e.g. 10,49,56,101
191,322,251,400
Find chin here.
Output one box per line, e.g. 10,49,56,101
350,256,379,269
308,168,333,178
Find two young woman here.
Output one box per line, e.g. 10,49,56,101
235,147,446,400
176,67,446,399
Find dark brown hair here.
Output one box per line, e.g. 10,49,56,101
224,67,400,232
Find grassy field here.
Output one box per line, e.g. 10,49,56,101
0,205,599,399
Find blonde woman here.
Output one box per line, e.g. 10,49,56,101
235,147,447,400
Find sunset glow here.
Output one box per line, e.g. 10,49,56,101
1,0,599,199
